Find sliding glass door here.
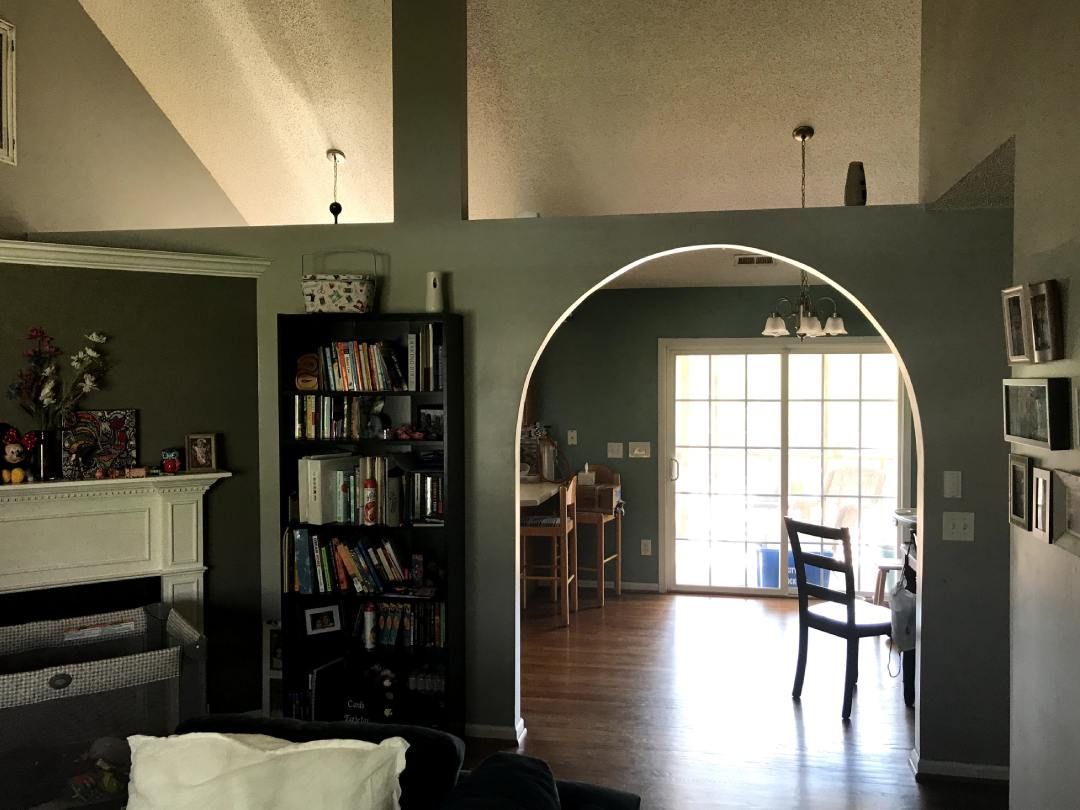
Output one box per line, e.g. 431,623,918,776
661,340,904,594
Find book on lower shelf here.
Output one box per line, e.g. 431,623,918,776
285,527,436,598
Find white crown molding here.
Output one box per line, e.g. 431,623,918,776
0,238,269,278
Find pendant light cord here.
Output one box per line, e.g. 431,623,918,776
333,156,339,202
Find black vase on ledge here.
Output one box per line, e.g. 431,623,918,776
36,427,63,481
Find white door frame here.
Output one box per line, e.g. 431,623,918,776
657,336,905,594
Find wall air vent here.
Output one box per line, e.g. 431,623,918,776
734,255,775,266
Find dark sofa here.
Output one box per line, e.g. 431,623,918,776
175,715,641,810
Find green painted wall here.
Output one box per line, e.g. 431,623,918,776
529,286,879,584
0,265,260,710
40,205,1013,766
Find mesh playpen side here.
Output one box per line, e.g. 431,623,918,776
0,603,205,809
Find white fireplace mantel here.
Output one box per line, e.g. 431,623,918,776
0,472,230,628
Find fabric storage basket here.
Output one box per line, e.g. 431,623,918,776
0,603,206,809
301,273,377,313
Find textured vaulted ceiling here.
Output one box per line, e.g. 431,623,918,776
607,247,827,289
79,0,920,226
78,0,393,226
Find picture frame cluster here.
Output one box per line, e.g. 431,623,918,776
1001,280,1063,365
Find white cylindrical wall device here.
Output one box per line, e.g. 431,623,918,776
425,271,445,312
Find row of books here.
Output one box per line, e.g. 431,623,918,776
357,601,447,649
305,324,444,393
285,528,431,595
293,395,369,441
316,341,407,392
298,454,444,526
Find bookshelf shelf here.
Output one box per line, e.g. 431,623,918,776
277,312,464,734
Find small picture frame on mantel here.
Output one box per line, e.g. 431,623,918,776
186,433,220,472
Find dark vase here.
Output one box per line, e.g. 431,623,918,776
36,428,64,481
844,161,867,206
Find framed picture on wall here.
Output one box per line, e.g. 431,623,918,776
1032,467,1052,541
1009,454,1033,530
1026,280,1064,363
1002,285,1033,365
1002,378,1071,450
62,409,138,480
1051,470,1080,545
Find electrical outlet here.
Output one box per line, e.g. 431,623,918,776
640,538,653,556
944,471,962,499
607,442,624,459
567,430,578,446
943,511,975,542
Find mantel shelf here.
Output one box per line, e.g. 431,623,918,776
0,471,231,501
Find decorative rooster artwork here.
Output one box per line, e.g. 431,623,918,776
62,409,137,480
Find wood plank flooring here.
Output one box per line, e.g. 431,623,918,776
469,593,1006,809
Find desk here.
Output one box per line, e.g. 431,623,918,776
520,481,560,507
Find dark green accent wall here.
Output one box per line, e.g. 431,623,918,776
0,264,260,711
529,286,879,585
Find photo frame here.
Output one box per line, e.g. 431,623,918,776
185,433,219,471
1032,467,1052,541
1051,470,1080,546
1001,285,1033,365
418,407,444,440
304,604,341,636
62,409,138,480
1026,280,1064,363
1002,378,1071,450
1009,454,1033,530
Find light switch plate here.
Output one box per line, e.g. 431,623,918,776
943,511,975,542
640,538,653,556
628,441,651,458
567,430,578,446
944,471,962,499
607,442,624,459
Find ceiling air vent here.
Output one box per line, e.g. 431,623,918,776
734,254,774,266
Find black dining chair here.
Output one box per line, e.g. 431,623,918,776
784,517,893,720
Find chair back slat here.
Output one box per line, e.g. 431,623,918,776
784,517,856,626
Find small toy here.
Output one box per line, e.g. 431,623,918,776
1,424,37,485
394,424,425,441
161,447,183,475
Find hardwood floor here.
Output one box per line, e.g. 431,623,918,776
469,593,1006,809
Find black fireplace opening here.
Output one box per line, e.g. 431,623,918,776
0,577,162,627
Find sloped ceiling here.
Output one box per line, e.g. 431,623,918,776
607,247,827,288
78,0,393,226
79,0,919,226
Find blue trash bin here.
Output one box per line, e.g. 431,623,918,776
757,548,833,588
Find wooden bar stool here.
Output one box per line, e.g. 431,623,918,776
872,560,905,605
576,464,622,607
520,477,579,626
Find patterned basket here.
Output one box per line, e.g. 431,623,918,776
301,273,376,313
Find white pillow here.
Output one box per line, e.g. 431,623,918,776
126,732,409,810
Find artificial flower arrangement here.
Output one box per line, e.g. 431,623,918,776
6,327,110,430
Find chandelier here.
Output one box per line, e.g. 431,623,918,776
761,125,847,339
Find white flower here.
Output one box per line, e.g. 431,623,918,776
84,347,100,359
40,378,57,405
42,364,56,377
70,353,85,371
85,332,107,344
79,374,98,394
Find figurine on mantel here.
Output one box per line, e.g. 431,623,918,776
0,424,36,484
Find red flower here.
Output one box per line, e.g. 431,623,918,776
2,428,17,445
20,432,38,451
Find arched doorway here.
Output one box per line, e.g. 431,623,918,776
513,244,925,800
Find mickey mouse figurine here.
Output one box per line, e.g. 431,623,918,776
1,423,37,485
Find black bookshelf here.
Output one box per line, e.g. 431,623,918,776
277,313,464,734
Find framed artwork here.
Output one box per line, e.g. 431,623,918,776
1009,454,1033,530
1002,378,1071,450
304,604,341,636
62,409,138,480
186,433,219,471
1032,467,1052,541
1051,470,1080,546
1026,280,1064,363
0,17,14,167
418,407,444,440
1001,285,1033,365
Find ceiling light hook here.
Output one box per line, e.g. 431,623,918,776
327,148,346,224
